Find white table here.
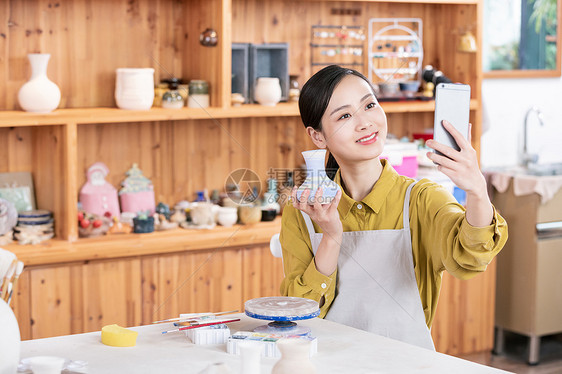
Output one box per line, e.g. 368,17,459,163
20,314,511,373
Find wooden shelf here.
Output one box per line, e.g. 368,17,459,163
0,104,302,127
303,0,479,3
0,100,479,127
5,218,282,267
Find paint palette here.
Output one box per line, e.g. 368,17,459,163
244,296,320,336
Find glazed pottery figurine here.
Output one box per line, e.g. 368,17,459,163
272,338,316,374
119,164,156,215
296,150,340,204
18,53,61,113
79,162,120,219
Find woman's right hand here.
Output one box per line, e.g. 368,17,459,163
291,186,343,238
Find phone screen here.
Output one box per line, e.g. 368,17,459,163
433,83,471,156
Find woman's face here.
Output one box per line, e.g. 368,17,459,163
317,75,387,165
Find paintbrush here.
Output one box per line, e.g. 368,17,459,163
162,318,240,334
152,309,238,324
1,259,17,301
7,261,24,306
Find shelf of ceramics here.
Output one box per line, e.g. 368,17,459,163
0,100,481,128
4,217,282,267
300,0,479,4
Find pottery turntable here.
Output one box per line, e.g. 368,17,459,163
244,296,320,336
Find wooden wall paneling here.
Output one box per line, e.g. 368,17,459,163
242,245,284,302
29,265,73,339
183,0,231,108
81,258,142,332
10,270,32,341
0,0,8,109
32,125,67,239
141,248,243,324
0,127,33,172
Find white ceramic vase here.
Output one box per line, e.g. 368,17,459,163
272,338,316,374
0,299,20,374
254,77,281,106
296,149,340,204
17,53,61,113
115,68,155,110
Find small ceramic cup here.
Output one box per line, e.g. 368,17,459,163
28,356,65,374
217,207,238,227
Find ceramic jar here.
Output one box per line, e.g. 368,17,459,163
254,77,281,106
115,68,155,110
188,80,210,108
217,207,238,227
296,149,340,204
18,53,61,113
0,299,20,374
272,338,316,374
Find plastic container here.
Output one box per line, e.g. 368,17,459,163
380,142,419,178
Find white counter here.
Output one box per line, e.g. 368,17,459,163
20,314,511,373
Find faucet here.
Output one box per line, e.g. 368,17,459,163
522,106,545,167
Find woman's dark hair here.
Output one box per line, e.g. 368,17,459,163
299,65,375,180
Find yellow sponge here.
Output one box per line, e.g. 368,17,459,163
101,324,138,347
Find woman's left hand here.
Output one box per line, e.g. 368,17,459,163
425,120,486,196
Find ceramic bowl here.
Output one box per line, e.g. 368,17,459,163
261,208,277,222
378,83,399,96
399,81,421,97
217,207,238,227
238,205,262,225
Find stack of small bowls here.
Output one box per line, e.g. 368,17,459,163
14,210,54,244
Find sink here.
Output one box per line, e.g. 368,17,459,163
486,163,562,177
521,163,562,176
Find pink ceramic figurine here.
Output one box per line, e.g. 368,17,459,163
79,162,120,218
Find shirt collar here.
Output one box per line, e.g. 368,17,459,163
334,159,399,218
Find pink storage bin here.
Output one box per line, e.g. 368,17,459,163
380,142,419,178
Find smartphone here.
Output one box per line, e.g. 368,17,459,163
433,83,471,157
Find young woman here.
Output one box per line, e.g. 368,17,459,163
279,65,508,350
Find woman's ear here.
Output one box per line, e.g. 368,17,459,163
306,127,327,149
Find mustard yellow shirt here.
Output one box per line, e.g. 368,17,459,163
279,159,508,328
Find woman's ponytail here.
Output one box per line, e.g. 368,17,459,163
326,152,339,180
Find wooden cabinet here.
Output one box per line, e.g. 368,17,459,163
1,0,494,356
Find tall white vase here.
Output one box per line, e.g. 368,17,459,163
0,299,20,374
272,339,317,374
17,53,61,113
296,149,340,204
115,68,155,110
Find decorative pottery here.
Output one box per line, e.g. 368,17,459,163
133,216,155,233
0,298,20,374
115,68,155,110
79,162,120,219
238,205,262,225
119,164,156,215
190,202,215,226
199,28,218,47
17,53,61,113
261,208,277,222
272,338,317,374
188,80,210,108
217,207,238,227
296,150,340,204
254,77,282,106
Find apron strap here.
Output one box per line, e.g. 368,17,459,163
402,181,417,230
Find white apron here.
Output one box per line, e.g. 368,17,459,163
301,181,435,350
